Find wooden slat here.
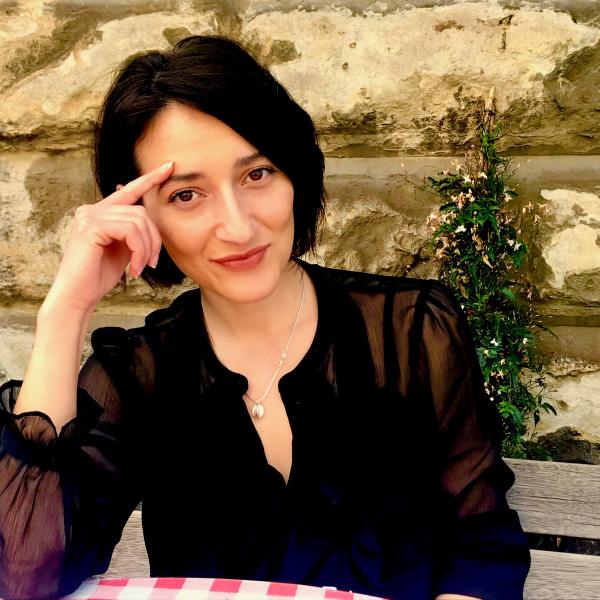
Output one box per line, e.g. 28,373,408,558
524,549,600,600
505,458,600,538
105,510,149,578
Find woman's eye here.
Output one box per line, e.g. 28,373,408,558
246,167,274,183
168,189,198,204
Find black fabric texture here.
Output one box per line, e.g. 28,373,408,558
0,260,530,600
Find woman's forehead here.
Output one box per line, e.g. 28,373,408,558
134,103,259,171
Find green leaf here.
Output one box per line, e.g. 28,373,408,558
499,286,517,304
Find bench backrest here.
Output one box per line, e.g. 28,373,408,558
505,458,600,600
105,459,600,599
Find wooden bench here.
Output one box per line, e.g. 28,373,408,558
104,459,600,599
505,458,600,600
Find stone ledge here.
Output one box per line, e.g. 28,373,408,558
536,304,600,328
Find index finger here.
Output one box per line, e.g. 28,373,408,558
102,161,174,206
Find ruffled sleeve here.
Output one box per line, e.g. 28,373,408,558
0,327,149,600
417,282,530,600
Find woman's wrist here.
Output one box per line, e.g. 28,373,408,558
37,293,96,373
38,289,96,330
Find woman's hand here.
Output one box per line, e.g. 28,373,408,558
42,161,173,316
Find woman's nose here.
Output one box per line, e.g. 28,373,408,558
214,188,256,244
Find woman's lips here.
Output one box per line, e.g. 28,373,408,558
212,245,269,270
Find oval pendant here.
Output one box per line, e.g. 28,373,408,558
252,403,265,419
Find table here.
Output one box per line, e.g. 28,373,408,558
63,578,387,599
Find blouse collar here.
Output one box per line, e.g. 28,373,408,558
144,259,344,394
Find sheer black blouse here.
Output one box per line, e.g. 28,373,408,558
0,260,530,600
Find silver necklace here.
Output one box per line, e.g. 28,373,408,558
246,272,305,419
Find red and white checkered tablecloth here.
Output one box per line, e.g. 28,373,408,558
63,578,388,600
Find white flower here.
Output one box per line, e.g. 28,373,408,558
463,175,472,184
490,338,499,347
478,171,488,179
455,224,467,233
507,239,515,247
522,338,528,345
514,242,522,250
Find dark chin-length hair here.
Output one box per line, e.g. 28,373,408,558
93,35,325,288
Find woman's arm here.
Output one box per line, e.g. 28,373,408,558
13,299,93,430
14,162,168,431
0,162,168,599
0,327,146,599
415,282,530,600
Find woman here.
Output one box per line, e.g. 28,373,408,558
0,36,530,600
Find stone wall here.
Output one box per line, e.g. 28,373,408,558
1,0,599,461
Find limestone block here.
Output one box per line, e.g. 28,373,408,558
0,311,147,387
530,324,600,455
6,152,600,305
537,189,600,304
536,427,600,465
317,158,441,276
1,1,599,155
0,324,34,384
536,366,600,444
538,325,600,365
0,9,216,147
0,0,56,94
503,38,600,155
315,193,431,276
0,149,95,300
242,1,600,155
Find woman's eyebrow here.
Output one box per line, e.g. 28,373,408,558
156,152,266,192
157,171,202,192
235,151,265,167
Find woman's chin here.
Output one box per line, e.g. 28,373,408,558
192,263,287,305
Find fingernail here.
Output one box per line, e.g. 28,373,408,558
149,254,159,269
159,161,173,171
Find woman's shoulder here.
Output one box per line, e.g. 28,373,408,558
85,289,199,401
90,289,198,362
302,260,457,309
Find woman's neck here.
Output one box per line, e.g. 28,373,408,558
199,260,306,345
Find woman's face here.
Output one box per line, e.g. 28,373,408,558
135,103,295,304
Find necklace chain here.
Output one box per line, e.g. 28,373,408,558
203,272,305,420
246,272,305,418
